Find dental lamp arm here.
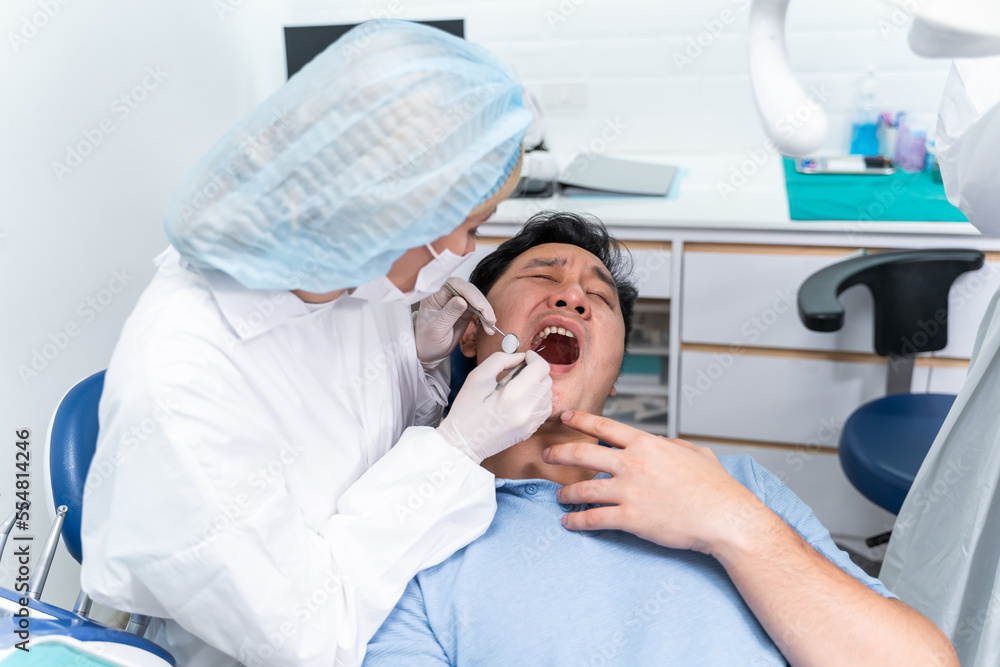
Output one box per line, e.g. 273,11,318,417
748,0,1000,156
748,0,828,156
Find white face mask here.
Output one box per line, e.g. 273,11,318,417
408,244,470,303
353,244,470,305
936,57,1000,236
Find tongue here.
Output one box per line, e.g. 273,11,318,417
533,333,580,365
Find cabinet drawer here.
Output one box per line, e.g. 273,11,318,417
679,350,905,446
683,246,999,360
681,247,875,353
627,246,672,299
937,260,1000,358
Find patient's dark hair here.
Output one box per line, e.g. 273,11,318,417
469,211,638,349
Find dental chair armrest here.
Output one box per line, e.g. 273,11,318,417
797,249,984,355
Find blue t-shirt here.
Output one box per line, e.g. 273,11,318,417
364,455,896,666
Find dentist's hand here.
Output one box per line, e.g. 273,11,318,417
438,351,552,463
415,278,496,369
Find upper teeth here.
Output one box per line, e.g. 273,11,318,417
531,326,575,347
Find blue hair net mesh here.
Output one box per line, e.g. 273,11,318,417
163,20,531,291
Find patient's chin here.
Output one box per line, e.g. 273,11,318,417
549,388,583,421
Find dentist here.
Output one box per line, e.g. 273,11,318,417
80,21,551,667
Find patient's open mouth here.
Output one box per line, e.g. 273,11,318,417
530,326,581,365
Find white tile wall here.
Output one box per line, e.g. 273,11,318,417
289,0,953,154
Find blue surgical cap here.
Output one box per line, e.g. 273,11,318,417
163,20,531,291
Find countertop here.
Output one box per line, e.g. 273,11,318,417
490,153,987,240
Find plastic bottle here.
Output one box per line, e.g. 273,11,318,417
895,119,928,173
849,67,880,156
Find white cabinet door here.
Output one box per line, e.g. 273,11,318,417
683,247,1000,360
679,350,887,445
682,248,876,353
627,246,672,299
937,260,1000,358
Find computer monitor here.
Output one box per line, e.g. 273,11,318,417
284,19,465,78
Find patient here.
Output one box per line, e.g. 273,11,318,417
364,212,957,666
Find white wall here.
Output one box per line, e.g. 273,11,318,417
1,0,287,611
1,0,951,614
289,0,952,154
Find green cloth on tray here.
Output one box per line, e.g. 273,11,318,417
782,157,967,222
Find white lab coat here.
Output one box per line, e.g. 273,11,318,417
79,248,497,667
878,57,1000,666
880,282,1000,666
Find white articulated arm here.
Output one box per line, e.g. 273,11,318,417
747,0,828,156
748,0,1000,157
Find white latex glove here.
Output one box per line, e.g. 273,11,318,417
438,350,553,463
415,277,497,368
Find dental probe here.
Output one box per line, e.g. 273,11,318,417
443,282,520,353
487,358,528,399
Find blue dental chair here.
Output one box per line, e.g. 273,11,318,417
798,248,984,547
1,370,177,665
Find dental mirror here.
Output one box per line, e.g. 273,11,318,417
500,332,519,354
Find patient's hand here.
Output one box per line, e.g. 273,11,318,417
545,411,769,557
